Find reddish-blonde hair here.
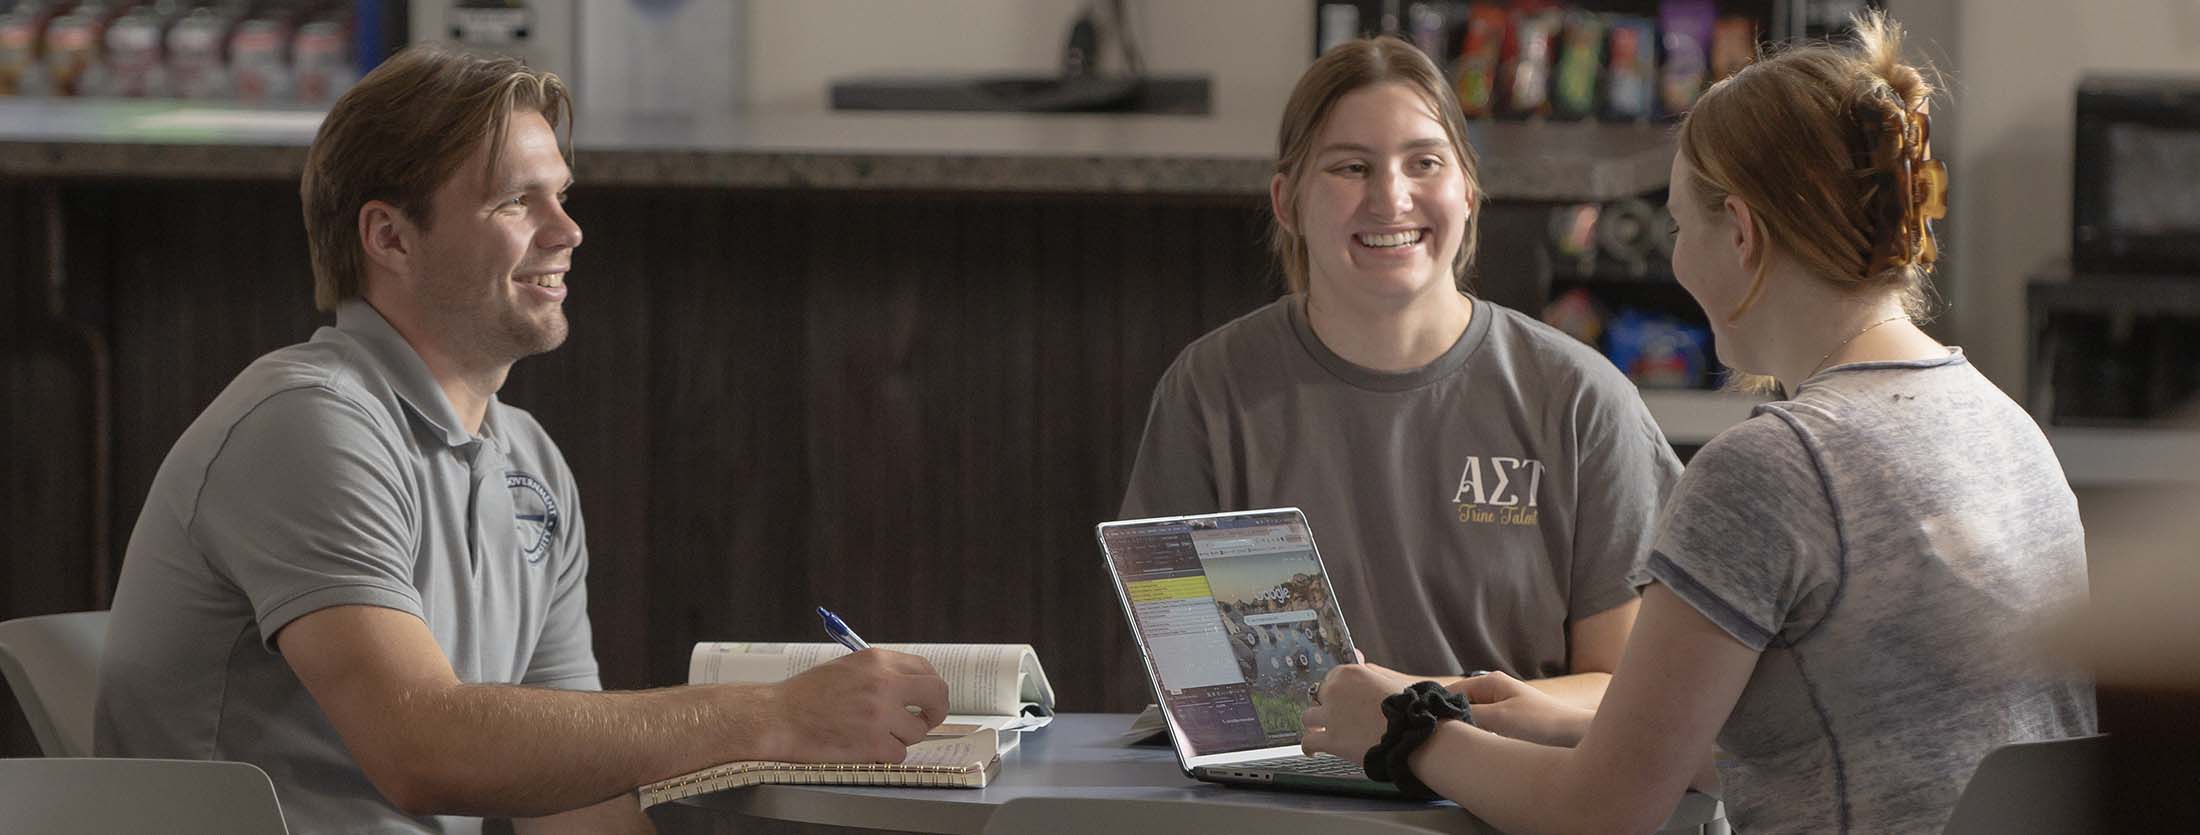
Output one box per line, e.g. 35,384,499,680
1678,11,1944,321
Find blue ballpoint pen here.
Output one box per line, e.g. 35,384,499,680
816,606,871,652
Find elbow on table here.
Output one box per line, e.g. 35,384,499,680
353,737,483,817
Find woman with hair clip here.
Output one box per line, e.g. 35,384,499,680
1302,12,2096,834
1117,37,1681,708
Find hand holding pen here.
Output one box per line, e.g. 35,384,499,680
815,606,939,720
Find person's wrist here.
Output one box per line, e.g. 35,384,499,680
1362,681,1473,799
729,682,795,762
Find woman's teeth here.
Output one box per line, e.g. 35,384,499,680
523,274,563,287
1357,230,1424,248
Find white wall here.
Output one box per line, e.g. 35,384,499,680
744,0,1313,119
1901,0,2200,393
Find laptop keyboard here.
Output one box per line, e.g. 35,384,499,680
1235,754,1369,778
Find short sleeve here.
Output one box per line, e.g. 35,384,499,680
1567,380,1686,620
188,386,424,651
1118,355,1221,519
1635,413,1841,651
524,471,600,690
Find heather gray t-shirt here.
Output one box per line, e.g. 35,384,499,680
1121,296,1682,681
1637,350,2097,834
97,300,600,835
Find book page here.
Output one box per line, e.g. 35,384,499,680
688,642,1054,718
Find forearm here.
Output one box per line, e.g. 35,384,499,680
377,682,780,818
1409,722,1675,835
1525,671,1611,710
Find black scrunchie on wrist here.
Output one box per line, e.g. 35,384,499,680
1361,680,1473,800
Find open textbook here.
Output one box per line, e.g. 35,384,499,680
688,642,1056,734
636,728,1002,809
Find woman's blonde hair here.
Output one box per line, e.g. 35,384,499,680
1271,36,1484,295
1677,10,1946,322
302,44,572,312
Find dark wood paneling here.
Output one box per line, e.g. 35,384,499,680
2,182,1279,746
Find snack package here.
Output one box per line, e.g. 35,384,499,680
1552,10,1605,120
1658,0,1716,116
1505,3,1562,118
1604,15,1657,121
1541,288,1609,349
1548,203,1602,274
1711,15,1757,80
1455,3,1509,118
1595,198,1659,276
1606,309,1711,388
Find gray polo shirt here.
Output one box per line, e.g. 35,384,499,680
1121,296,1681,683
96,300,599,835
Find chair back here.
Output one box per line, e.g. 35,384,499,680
1943,733,2110,834
0,757,289,834
982,796,1437,835
0,610,111,756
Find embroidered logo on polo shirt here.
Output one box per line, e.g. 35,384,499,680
1453,455,1544,527
507,471,561,563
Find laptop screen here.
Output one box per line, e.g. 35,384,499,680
1099,509,1356,759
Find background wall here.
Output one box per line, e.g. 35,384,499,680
1902,0,2200,392
745,0,1313,119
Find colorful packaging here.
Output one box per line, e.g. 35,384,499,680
1658,0,1716,116
1547,202,1601,271
1603,15,1656,121
1505,4,1561,118
1711,15,1757,81
229,16,298,105
293,17,355,105
0,3,49,96
84,4,183,98
1552,10,1604,120
1540,288,1608,349
41,3,116,96
1454,3,1508,118
167,5,247,100
1606,309,1710,388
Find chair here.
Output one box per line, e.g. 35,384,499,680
0,757,289,834
1943,734,2110,834
981,797,1443,835
0,610,110,756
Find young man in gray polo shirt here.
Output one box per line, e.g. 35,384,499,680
95,46,950,834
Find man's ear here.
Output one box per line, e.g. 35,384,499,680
1723,195,1761,273
359,200,414,281
1269,172,1296,236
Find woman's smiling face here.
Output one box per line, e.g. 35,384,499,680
1286,82,1472,306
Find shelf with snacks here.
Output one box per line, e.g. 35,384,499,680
1312,1,1884,130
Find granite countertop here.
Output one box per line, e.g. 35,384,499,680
0,98,1674,201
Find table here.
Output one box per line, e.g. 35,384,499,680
647,714,1725,834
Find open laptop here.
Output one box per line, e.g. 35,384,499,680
1096,508,1405,798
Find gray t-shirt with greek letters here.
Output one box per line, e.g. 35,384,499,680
1637,350,2097,834
96,300,600,835
1121,295,1681,685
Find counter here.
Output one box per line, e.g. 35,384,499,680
0,98,1675,200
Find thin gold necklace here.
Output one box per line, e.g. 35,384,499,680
1810,315,1909,377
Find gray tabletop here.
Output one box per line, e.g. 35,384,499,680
648,713,1723,834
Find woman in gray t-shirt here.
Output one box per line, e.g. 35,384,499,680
1120,36,1682,716
1302,12,2096,834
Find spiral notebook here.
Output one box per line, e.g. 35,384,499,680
635,728,1002,809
